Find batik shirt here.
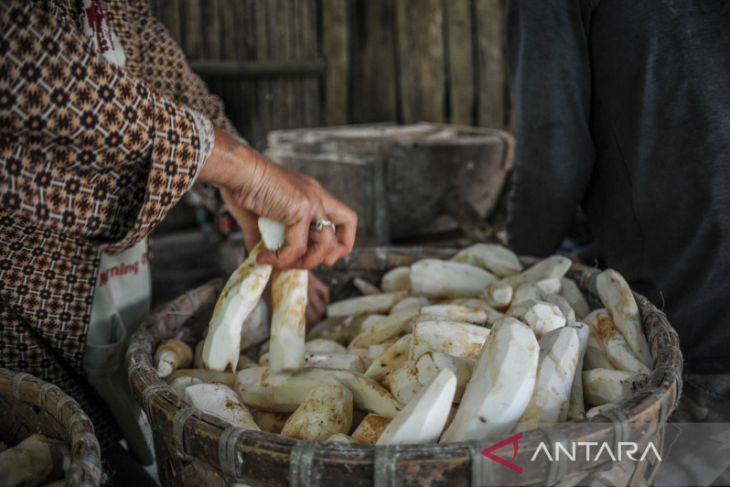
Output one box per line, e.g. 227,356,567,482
0,0,237,435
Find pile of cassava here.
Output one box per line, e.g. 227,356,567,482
0,434,70,487
156,219,653,445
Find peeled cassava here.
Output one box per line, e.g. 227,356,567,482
269,269,308,373
236,367,400,418
377,369,456,445
154,339,193,378
351,413,391,444
410,259,496,298
280,375,353,440
184,383,260,430
0,434,68,487
202,243,272,372
451,243,523,277
515,327,581,430
441,318,539,442
596,270,653,368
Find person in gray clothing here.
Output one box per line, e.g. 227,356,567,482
507,1,730,483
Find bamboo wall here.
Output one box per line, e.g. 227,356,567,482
151,0,507,149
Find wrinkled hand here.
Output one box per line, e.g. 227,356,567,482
202,129,358,269
236,162,357,269
203,131,340,325
223,194,332,325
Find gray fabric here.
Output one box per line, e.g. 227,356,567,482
83,314,154,466
506,0,730,371
656,373,730,486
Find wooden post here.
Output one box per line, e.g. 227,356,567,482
181,0,204,59
291,0,304,129
299,0,322,127
443,0,475,126
395,0,446,124
281,0,297,129
219,0,257,141
253,0,273,146
322,0,350,126
205,0,223,105
474,0,507,128
351,0,398,123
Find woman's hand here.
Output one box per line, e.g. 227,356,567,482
219,187,332,326
201,129,358,269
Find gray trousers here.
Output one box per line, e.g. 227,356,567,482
656,373,730,486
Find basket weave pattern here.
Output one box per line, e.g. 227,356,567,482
0,368,102,487
126,247,683,487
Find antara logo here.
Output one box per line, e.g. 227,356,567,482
480,432,661,473
531,441,662,463
481,432,524,473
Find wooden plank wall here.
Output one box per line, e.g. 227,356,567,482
151,0,507,148
150,0,321,148
344,0,507,127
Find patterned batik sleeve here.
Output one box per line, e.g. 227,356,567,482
0,1,215,254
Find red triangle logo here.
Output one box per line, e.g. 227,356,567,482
481,432,524,473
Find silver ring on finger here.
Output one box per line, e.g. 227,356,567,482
311,218,335,232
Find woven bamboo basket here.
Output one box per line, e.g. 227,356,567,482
126,247,683,487
0,368,102,486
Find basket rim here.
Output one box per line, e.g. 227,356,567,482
0,368,103,486
126,246,683,485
